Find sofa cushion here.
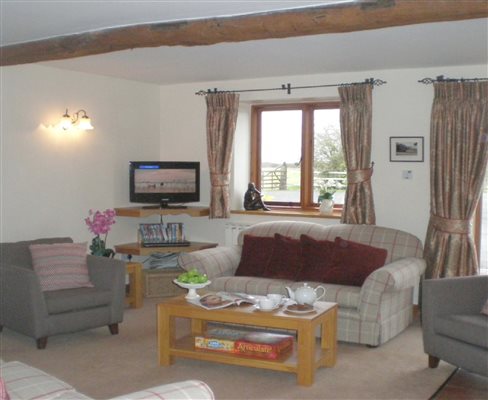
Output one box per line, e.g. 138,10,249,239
1,361,75,400
321,237,387,287
297,235,335,282
262,234,301,280
290,281,361,309
235,235,274,277
44,287,112,315
210,277,362,309
0,378,10,400
210,276,293,296
434,314,488,348
481,298,488,316
111,380,215,400
29,242,94,291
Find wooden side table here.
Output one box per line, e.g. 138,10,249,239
126,262,143,308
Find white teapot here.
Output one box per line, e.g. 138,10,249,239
285,283,326,306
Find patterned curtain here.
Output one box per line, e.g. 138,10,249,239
424,81,488,279
205,92,240,219
338,84,376,225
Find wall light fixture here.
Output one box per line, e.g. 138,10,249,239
60,109,94,130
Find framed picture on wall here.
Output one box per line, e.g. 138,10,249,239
389,137,424,162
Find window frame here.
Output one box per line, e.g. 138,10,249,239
250,101,342,210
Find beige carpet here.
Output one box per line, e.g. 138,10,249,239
1,298,455,400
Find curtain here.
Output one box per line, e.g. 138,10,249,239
205,92,240,219
424,81,488,279
338,84,376,225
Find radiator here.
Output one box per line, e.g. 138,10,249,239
224,223,251,246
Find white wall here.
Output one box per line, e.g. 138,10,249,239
2,63,485,249
0,65,160,245
159,64,487,245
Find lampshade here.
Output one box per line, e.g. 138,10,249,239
77,115,94,130
60,110,73,130
59,109,94,131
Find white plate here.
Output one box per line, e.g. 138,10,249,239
253,304,280,312
284,304,316,314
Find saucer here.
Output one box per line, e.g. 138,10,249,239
284,304,316,314
253,304,280,312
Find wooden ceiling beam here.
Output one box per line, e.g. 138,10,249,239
1,0,487,67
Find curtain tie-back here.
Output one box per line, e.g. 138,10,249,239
347,167,373,184
210,173,230,187
430,214,471,235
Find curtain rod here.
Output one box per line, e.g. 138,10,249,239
419,75,488,84
195,78,386,96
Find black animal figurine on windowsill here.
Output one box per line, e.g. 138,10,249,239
243,182,270,211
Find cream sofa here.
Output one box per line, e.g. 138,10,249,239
179,221,426,346
1,360,214,400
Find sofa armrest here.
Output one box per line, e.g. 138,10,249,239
87,255,126,323
87,255,125,291
0,264,49,336
358,257,426,321
422,275,488,317
111,380,214,400
178,246,241,280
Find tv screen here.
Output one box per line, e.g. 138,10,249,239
130,161,200,208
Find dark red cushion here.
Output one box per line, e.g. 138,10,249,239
262,234,302,280
235,235,275,277
322,237,388,286
296,235,336,282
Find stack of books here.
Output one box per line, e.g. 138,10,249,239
195,328,293,360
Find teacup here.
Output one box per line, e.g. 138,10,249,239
258,298,275,310
267,294,284,307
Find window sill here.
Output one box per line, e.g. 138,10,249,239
231,208,342,219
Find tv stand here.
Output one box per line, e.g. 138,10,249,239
113,206,216,256
115,206,209,217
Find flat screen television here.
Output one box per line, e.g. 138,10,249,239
129,161,200,208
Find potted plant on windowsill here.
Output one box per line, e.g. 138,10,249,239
317,186,335,215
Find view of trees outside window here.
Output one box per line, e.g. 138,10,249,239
313,108,345,204
259,106,345,205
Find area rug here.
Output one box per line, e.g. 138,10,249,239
0,298,455,399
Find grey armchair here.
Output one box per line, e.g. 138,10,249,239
0,237,126,349
422,275,488,376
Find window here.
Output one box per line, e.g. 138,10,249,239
474,169,488,275
251,102,345,209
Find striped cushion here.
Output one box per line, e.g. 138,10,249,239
0,378,10,400
1,361,74,400
112,380,215,400
29,243,93,292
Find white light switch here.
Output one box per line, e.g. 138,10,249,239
402,170,413,180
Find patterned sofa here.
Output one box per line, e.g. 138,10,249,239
179,221,426,346
0,360,214,400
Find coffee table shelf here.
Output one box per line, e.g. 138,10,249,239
172,334,324,373
157,296,337,386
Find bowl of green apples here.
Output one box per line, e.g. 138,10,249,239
173,268,211,300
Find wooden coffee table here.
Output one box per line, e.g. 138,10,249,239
157,295,337,386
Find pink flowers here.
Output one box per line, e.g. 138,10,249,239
85,209,116,236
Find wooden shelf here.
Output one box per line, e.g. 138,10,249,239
115,206,210,218
114,241,217,256
172,335,298,373
231,208,341,219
